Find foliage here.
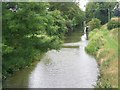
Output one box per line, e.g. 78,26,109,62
107,20,120,30
49,2,85,32
2,2,68,80
88,18,101,31
85,2,117,24
85,29,104,55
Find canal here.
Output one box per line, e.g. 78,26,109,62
3,30,99,88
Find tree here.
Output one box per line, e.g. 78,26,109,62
85,2,117,24
2,2,67,80
49,2,85,32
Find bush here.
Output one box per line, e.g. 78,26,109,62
88,18,101,31
107,20,120,30
85,29,104,55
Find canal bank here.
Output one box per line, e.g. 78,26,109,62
85,27,119,88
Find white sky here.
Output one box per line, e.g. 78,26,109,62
78,0,88,11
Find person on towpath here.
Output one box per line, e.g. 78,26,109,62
86,26,89,40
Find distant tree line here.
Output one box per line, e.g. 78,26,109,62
85,2,117,24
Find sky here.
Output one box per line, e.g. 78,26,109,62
78,0,88,11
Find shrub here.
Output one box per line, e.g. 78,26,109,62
107,20,120,30
88,18,101,31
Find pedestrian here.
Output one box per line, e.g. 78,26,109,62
86,26,89,40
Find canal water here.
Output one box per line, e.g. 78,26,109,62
3,30,99,88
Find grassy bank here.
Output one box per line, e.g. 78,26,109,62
85,26,119,88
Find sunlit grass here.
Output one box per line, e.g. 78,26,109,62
85,27,119,88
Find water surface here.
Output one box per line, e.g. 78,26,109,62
3,31,99,88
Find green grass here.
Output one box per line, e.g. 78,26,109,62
85,27,119,88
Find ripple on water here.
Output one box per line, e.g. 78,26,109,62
29,41,99,88
3,33,99,88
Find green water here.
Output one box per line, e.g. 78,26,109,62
2,61,38,88
64,30,83,43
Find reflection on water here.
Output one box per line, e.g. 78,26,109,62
28,40,98,88
3,31,99,88
64,31,83,43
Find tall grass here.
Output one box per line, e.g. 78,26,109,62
85,27,119,88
